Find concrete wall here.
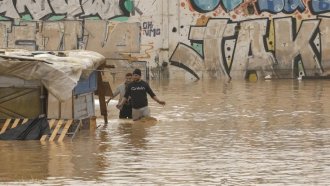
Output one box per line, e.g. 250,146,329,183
0,0,330,80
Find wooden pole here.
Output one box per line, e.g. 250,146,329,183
96,65,108,124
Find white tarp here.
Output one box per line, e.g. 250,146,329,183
0,50,105,101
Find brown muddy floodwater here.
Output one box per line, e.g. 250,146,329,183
1,79,330,185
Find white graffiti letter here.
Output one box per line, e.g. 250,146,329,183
81,0,123,19
49,0,82,17
16,0,52,20
318,16,330,74
231,19,275,79
0,0,19,18
274,17,320,76
190,19,234,78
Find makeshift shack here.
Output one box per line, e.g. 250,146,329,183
0,49,109,141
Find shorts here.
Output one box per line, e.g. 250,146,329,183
132,106,150,121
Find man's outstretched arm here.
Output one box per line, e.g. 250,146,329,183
152,96,166,105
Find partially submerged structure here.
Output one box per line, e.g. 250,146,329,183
0,49,109,141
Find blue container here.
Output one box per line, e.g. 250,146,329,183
73,71,97,95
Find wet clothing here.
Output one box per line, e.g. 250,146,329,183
113,82,132,118
124,80,156,109
132,106,150,120
119,100,132,119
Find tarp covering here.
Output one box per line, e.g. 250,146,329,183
0,50,105,101
0,117,50,140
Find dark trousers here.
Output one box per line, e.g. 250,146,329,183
119,103,132,119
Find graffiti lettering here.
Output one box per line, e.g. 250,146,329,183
310,0,330,14
1,0,330,20
170,17,326,80
0,0,126,20
16,0,53,20
230,19,276,79
142,22,160,37
0,20,140,59
257,0,305,13
189,19,234,78
188,0,330,14
274,18,320,77
49,0,82,17
189,0,222,13
0,0,19,18
81,0,123,20
319,17,330,74
221,0,243,12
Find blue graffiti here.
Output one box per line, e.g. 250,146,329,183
188,0,330,15
258,0,283,13
310,0,330,14
190,0,221,12
284,0,305,12
221,0,243,12
258,0,304,13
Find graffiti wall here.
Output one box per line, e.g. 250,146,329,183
170,0,330,80
0,0,160,66
0,0,330,80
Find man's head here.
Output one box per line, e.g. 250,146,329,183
125,73,132,83
132,68,142,81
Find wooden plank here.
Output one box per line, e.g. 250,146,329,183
40,119,56,141
48,119,56,129
0,76,41,87
58,120,73,142
60,97,73,119
47,93,60,119
0,88,41,118
0,119,11,134
22,118,28,124
103,81,113,97
73,93,95,119
96,66,108,124
70,120,81,141
48,92,73,120
11,118,20,128
40,134,47,142
49,120,63,142
74,95,87,119
90,116,97,131
86,93,95,117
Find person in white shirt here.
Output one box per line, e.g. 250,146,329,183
108,73,133,119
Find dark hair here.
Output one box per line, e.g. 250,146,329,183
126,73,132,76
132,68,142,76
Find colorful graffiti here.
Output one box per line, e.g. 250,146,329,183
171,0,330,80
187,0,330,14
1,0,330,80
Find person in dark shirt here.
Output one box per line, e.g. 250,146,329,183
116,68,166,121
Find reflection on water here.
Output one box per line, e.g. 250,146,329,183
1,79,330,185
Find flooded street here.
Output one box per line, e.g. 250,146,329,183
1,79,330,185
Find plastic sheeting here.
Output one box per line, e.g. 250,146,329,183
0,50,105,101
0,117,50,140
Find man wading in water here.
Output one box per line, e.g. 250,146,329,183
116,68,166,121
108,73,133,119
